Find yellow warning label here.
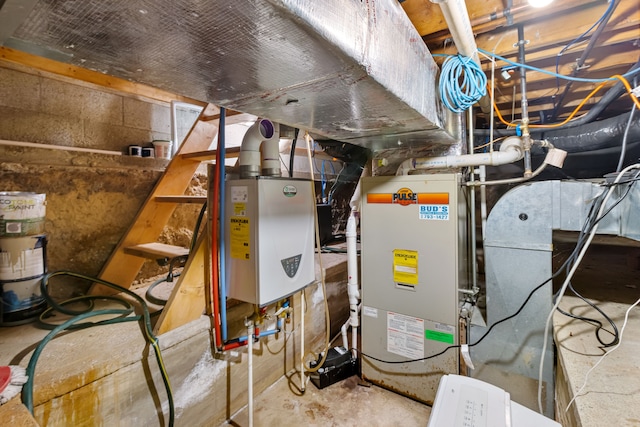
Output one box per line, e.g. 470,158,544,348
393,249,418,285
230,217,250,260
233,203,247,216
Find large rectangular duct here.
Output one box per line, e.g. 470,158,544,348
2,0,458,150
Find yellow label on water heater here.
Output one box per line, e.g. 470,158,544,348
393,249,418,285
230,217,250,260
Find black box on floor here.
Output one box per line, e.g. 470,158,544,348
309,346,358,389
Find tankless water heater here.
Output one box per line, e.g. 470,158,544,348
225,177,315,306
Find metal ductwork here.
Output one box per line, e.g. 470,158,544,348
1,0,459,151
472,178,640,417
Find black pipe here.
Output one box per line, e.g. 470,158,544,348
474,60,640,138
530,111,640,154
289,128,299,178
549,0,620,121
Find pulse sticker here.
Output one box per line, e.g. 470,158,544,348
367,189,449,206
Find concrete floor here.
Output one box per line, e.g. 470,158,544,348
221,241,640,427
222,374,431,427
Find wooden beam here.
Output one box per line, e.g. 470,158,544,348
154,234,208,335
420,0,600,42
468,1,639,58
93,105,219,294
0,46,207,106
123,243,190,260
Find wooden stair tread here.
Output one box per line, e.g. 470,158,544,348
124,243,189,259
155,195,206,203
181,146,241,162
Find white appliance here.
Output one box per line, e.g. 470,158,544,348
428,375,561,427
225,177,315,306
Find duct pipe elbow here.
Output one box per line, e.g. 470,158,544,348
261,123,281,177
239,119,277,178
396,158,415,175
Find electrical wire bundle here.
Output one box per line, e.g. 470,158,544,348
439,54,487,113
537,164,640,413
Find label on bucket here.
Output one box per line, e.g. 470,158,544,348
0,193,46,237
0,218,46,236
0,236,46,281
0,193,46,219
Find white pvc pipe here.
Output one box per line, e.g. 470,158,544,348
300,290,306,392
247,322,254,427
341,320,349,350
0,139,122,156
479,165,488,237
346,210,360,358
432,0,491,113
261,123,281,176
396,138,523,175
238,119,278,178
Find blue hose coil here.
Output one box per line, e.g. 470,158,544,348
439,54,487,113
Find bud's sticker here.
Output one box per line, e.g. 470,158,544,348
283,185,297,197
419,204,449,221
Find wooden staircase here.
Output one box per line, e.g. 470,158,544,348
92,104,232,334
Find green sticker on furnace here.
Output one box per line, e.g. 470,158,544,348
425,329,454,344
393,249,418,285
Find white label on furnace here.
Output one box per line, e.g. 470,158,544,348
230,186,248,203
419,204,449,221
362,306,378,318
387,312,424,359
434,323,455,334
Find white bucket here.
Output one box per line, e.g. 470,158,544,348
0,192,46,237
152,140,173,159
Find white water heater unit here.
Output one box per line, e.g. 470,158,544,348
360,173,468,404
225,177,315,306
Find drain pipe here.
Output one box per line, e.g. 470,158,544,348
431,0,491,114
396,136,525,175
345,190,361,358
247,320,254,427
239,119,280,179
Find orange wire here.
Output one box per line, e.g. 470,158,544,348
492,74,640,129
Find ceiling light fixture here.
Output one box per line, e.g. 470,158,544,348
527,0,553,8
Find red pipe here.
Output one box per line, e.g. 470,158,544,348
223,340,247,351
211,113,223,349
